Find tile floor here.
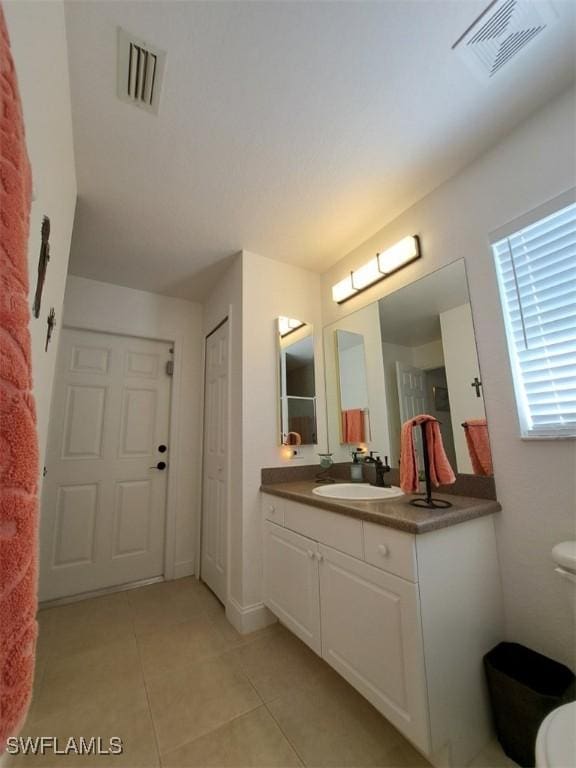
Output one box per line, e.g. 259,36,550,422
8,578,514,768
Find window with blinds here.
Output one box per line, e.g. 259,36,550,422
492,197,576,438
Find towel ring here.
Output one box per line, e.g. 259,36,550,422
409,421,452,510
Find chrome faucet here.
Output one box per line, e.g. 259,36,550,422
364,452,391,488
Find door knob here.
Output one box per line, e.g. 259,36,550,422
158,444,167,453
149,461,167,470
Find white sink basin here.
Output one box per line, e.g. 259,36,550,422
312,483,404,501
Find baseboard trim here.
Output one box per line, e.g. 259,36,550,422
39,576,164,609
226,596,277,635
174,560,195,579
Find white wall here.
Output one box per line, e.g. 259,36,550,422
321,86,576,668
241,251,326,612
62,276,203,579
412,339,444,371
4,1,77,468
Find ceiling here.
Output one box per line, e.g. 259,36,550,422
64,1,576,301
378,260,469,346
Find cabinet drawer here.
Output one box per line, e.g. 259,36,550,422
284,500,363,559
363,521,417,582
261,494,285,526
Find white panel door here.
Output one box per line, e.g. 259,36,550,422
396,361,427,466
263,521,321,654
40,329,172,601
201,321,228,603
396,361,427,423
318,544,430,753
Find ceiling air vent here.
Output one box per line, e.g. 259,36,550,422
452,0,557,80
117,27,166,115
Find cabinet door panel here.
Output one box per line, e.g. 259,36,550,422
263,521,321,654
319,544,430,753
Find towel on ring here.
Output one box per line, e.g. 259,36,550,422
463,419,493,476
341,408,365,444
400,415,456,493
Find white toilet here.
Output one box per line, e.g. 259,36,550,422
535,701,576,768
535,542,576,768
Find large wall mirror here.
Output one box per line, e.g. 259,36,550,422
324,260,493,476
277,317,317,445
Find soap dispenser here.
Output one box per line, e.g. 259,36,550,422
350,451,364,483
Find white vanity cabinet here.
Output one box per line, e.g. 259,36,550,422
262,498,431,754
261,492,503,768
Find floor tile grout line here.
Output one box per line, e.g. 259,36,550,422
136,621,260,687
153,625,268,762
158,701,266,763
128,582,271,762
238,666,308,768
133,622,164,768
262,697,309,768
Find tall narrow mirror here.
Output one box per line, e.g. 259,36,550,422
324,260,493,476
277,317,317,445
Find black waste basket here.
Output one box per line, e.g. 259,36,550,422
484,642,575,767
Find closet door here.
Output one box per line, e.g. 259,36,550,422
201,320,229,604
263,521,321,654
318,544,430,753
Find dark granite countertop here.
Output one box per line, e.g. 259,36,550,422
260,481,501,534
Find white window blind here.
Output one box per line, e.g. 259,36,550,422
492,199,576,438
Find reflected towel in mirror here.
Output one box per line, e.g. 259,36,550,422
284,431,302,446
400,415,455,493
463,419,493,476
341,409,365,443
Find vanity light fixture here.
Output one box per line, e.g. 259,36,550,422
331,235,421,304
278,317,305,337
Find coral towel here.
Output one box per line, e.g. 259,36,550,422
463,419,493,476
341,409,365,444
400,415,455,493
0,6,38,752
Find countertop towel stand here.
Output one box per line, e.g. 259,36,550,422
410,421,452,510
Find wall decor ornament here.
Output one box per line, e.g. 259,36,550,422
33,215,50,318
45,307,56,351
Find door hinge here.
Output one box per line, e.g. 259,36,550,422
165,360,174,376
